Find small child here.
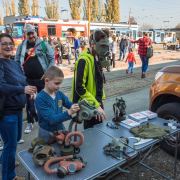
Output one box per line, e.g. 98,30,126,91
125,48,136,74
35,66,80,143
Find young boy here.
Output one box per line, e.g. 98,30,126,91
35,66,80,142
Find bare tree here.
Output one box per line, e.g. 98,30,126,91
129,16,136,23
175,23,180,28
140,23,153,30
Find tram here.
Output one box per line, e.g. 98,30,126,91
109,28,136,39
135,30,153,41
150,29,165,43
164,31,176,43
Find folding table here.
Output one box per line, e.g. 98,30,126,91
94,117,179,180
18,128,137,180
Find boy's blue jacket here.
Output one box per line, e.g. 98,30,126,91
35,90,73,132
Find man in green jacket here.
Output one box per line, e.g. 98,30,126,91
71,30,109,129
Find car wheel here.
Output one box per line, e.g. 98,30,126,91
156,102,180,157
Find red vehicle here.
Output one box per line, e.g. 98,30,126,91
10,17,88,53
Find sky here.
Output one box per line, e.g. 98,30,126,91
0,0,180,29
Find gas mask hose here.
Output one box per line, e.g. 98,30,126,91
64,131,84,147
44,155,74,174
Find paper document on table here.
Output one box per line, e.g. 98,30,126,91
128,137,153,146
140,110,157,119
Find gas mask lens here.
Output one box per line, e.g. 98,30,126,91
100,44,109,51
68,163,77,174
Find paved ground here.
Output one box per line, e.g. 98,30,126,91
0,54,180,179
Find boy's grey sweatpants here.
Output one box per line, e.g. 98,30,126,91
38,127,52,143
38,127,62,156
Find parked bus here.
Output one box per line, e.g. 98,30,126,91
10,16,88,52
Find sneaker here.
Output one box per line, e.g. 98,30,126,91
12,175,25,180
141,73,146,78
131,72,134,74
18,139,24,144
0,140,3,151
15,161,20,167
24,123,33,134
126,69,129,74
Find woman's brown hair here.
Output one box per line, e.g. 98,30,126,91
143,32,148,37
0,33,14,43
112,35,116,42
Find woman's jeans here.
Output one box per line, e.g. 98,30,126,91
68,55,71,65
26,78,45,124
111,53,116,68
128,62,134,72
75,49,79,61
0,113,23,180
140,56,149,73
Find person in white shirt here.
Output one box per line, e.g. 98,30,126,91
163,35,168,50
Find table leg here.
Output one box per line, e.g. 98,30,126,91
28,171,30,180
136,151,141,180
128,165,130,180
173,132,178,180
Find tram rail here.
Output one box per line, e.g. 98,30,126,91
60,68,160,93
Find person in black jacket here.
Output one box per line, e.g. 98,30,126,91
118,35,128,61
0,33,37,180
56,37,64,64
48,36,55,49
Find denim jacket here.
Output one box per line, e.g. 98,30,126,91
15,37,55,72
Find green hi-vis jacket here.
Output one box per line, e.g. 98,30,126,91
71,48,106,108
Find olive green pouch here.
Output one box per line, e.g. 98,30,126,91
130,123,171,139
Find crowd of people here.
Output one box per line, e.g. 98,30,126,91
24,29,152,78
109,32,152,78
0,24,152,180
42,34,82,66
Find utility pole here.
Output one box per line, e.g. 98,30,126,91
129,7,131,28
163,21,169,30
88,0,90,37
